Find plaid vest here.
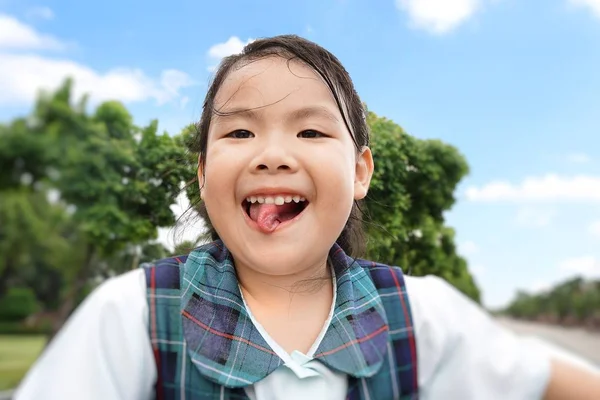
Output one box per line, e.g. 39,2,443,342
143,241,419,400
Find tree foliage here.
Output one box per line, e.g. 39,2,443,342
0,79,194,336
503,278,600,329
364,111,480,302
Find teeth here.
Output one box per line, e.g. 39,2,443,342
245,195,307,204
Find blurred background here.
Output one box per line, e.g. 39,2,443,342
1,0,600,396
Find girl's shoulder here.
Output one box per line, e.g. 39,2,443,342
86,268,149,314
401,274,487,345
403,274,476,319
102,267,148,298
401,274,553,399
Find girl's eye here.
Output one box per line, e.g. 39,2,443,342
298,130,325,139
226,130,254,139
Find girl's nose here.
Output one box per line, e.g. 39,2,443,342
250,142,299,174
256,163,291,172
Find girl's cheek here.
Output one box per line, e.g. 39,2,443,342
206,146,244,171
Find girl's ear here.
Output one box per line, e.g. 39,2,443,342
354,146,374,201
197,156,205,199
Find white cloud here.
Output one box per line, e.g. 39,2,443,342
0,14,194,106
458,240,478,255
26,6,54,21
527,256,600,295
589,220,600,237
566,152,591,164
180,96,190,109
159,69,194,101
515,207,555,228
395,0,481,34
569,0,600,18
207,36,253,72
208,36,252,59
0,13,64,50
470,264,486,279
559,255,600,279
465,174,600,203
0,53,194,106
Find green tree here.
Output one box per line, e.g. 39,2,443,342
504,277,600,329
99,242,171,278
0,189,70,299
364,111,479,301
0,79,195,336
39,82,193,334
172,240,199,256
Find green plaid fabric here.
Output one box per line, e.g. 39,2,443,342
144,240,418,399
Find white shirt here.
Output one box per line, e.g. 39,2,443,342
15,269,597,400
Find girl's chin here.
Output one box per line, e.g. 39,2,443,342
232,244,330,274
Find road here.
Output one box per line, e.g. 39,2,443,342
498,317,600,368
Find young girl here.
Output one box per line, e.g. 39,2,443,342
15,35,600,400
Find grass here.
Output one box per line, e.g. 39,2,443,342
0,335,46,391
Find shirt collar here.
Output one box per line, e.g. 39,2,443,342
180,240,390,388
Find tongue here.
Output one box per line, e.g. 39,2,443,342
249,202,300,233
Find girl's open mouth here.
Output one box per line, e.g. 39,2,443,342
242,196,309,233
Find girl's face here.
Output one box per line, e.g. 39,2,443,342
200,57,373,276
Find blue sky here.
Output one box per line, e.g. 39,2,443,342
2,0,600,308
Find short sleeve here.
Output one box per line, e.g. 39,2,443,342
405,275,552,400
14,268,156,400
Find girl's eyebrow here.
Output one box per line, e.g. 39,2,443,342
288,106,340,124
214,105,340,124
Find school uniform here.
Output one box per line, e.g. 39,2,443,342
15,240,556,400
